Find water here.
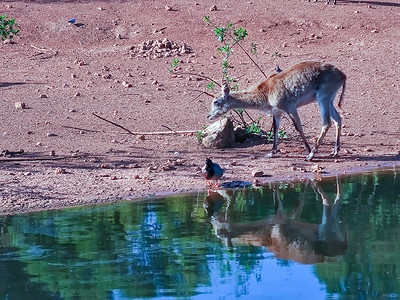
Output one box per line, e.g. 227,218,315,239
1,168,400,299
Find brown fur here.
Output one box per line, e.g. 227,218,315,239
209,61,346,160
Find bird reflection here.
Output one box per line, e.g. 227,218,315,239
208,177,347,264
203,191,226,217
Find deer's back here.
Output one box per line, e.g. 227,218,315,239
255,61,345,108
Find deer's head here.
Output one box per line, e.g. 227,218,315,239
208,83,233,120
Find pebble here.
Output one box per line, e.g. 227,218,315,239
15,102,26,109
311,164,324,174
252,170,264,177
54,168,66,174
122,81,132,88
210,5,217,11
40,94,48,98
46,132,57,137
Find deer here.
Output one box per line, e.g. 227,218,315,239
208,61,346,161
208,178,347,264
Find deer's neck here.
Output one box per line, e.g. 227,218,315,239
230,90,269,110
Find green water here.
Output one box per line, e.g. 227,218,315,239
1,168,400,299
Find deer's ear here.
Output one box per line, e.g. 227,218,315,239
222,81,230,95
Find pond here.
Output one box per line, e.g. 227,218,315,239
1,168,400,299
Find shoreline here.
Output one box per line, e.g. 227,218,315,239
2,161,399,217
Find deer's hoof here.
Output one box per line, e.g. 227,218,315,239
305,152,315,161
266,150,280,158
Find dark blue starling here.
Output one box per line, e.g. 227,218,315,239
202,158,224,187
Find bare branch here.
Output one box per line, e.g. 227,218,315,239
91,113,195,135
174,72,221,87
92,113,136,135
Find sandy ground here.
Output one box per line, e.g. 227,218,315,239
0,0,399,215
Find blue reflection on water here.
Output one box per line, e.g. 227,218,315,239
0,168,399,299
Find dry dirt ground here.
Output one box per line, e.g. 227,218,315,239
0,0,399,215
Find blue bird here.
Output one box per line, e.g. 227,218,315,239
68,18,76,24
202,158,224,188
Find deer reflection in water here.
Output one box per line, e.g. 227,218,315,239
205,178,347,264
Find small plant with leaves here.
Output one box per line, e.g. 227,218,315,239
204,16,255,82
196,125,208,142
0,15,19,41
265,129,287,142
246,121,263,135
169,58,180,72
196,130,204,142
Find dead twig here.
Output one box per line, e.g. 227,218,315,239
92,113,195,135
62,125,101,133
188,89,215,98
161,125,177,133
30,44,58,59
92,113,136,135
188,89,216,103
174,72,221,87
0,155,85,163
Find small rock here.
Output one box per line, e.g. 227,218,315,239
202,118,235,148
311,164,324,174
71,74,77,79
40,94,48,98
46,132,57,137
210,5,217,11
122,81,132,88
165,5,173,11
55,168,66,174
252,170,264,177
36,142,43,146
3,39,13,45
371,29,379,33
49,150,56,156
74,59,85,66
75,92,81,97
15,102,26,109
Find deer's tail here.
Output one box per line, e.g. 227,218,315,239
337,76,346,110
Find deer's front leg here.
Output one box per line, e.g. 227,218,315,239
267,115,281,157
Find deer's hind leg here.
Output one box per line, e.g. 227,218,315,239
306,96,334,161
329,103,342,157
